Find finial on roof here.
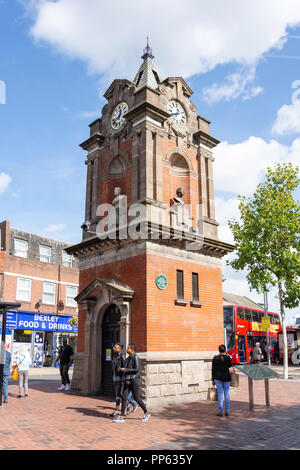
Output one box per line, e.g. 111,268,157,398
141,36,154,62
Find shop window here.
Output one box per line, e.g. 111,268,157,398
40,245,51,263
42,282,56,305
176,270,184,300
16,277,31,302
66,285,78,307
14,238,28,258
62,250,73,268
13,329,32,343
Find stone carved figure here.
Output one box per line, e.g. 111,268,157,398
112,187,125,207
173,187,185,206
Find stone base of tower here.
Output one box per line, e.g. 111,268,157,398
139,351,214,407
70,350,215,407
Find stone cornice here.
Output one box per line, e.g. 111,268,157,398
65,222,234,260
126,101,170,124
193,130,220,149
80,133,105,151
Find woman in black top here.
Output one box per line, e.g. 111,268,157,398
212,344,233,417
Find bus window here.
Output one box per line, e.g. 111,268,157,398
252,310,259,322
257,312,263,323
270,314,275,324
223,306,235,351
275,315,281,325
244,308,252,321
237,335,247,362
237,307,244,320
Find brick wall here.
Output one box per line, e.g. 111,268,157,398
2,253,79,316
77,249,224,354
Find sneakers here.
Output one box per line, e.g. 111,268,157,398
25,394,28,398
142,413,151,422
216,413,223,417
57,385,65,391
109,411,119,417
65,384,71,391
132,404,139,413
113,416,125,423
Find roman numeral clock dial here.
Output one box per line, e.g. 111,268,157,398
168,100,186,126
111,102,128,129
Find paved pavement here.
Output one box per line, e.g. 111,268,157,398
0,368,299,450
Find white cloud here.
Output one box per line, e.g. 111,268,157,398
272,80,300,135
0,172,12,194
45,224,65,233
203,67,263,104
213,136,300,195
25,0,300,95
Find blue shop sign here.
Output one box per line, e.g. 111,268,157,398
6,311,78,333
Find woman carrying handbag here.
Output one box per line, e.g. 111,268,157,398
211,344,234,417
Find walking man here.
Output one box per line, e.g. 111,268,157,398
113,343,150,423
55,338,73,391
110,343,126,417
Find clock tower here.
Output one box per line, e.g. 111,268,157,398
67,41,234,406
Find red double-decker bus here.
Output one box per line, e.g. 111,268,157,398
223,304,281,364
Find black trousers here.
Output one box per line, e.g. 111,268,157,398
113,381,122,410
121,378,147,416
60,364,70,385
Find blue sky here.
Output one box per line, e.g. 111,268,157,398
0,0,299,321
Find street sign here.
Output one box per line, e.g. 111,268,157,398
261,316,270,330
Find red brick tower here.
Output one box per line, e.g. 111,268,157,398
68,42,234,405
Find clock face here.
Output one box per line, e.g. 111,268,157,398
168,100,186,126
111,102,128,129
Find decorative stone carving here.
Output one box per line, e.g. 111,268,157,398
173,186,185,206
112,187,126,207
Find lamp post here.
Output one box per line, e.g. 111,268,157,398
0,301,21,406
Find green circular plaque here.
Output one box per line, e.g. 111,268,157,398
156,274,168,290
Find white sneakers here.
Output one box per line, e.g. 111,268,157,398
57,384,71,391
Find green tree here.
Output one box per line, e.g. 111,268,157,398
228,163,300,379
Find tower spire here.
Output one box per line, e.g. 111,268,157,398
141,36,154,62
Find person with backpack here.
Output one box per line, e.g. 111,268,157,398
112,343,150,423
212,344,233,417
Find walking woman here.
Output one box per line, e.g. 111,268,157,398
16,345,32,398
212,344,233,417
113,343,150,423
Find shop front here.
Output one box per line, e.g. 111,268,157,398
4,310,78,367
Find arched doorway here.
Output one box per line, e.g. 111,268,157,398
101,303,121,396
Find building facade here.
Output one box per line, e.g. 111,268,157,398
0,220,79,366
67,43,234,406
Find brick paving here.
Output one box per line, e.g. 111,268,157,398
0,372,299,450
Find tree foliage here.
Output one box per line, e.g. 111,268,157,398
228,163,300,310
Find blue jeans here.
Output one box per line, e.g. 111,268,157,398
215,380,230,414
3,374,9,402
128,391,136,407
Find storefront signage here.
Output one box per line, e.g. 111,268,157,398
7,311,78,333
156,274,168,290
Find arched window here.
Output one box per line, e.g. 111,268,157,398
170,153,189,174
108,156,125,176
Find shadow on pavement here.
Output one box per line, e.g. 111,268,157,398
144,401,300,450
